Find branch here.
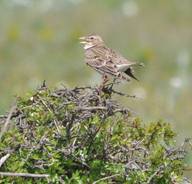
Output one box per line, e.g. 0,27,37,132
0,172,49,178
77,106,131,115
0,154,10,168
0,105,16,141
77,106,107,111
146,165,164,184
93,174,121,184
183,166,192,171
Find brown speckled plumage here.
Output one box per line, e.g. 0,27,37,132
80,35,143,84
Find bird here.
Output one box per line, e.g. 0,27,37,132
79,34,143,88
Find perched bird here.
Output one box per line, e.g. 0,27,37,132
79,34,143,87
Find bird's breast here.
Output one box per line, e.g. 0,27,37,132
85,49,96,59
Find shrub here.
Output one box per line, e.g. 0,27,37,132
0,84,190,183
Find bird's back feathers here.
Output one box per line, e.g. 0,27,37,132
83,41,141,81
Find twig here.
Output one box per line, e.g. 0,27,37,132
0,105,16,141
146,165,164,184
73,86,92,90
184,166,192,171
0,172,49,178
77,106,131,115
111,89,137,98
37,95,61,134
0,154,10,168
114,108,131,113
23,132,49,163
77,106,107,111
93,174,121,184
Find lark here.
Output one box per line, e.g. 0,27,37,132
79,34,143,87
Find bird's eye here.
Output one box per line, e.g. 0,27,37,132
90,36,94,40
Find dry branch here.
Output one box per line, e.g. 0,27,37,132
0,172,49,178
0,105,16,141
0,154,10,168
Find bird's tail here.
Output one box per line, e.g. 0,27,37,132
131,62,145,67
124,68,139,81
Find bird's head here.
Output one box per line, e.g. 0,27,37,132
79,35,104,49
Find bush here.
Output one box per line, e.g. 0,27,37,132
0,84,190,183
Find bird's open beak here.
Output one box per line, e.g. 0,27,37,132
79,36,87,44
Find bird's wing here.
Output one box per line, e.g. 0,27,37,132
106,48,142,81
90,45,111,61
85,46,120,76
109,48,135,65
86,57,119,77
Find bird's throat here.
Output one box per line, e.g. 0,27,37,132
84,43,95,50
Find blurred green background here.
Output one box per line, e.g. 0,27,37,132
0,0,191,144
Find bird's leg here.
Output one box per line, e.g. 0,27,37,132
107,74,122,89
102,74,109,87
104,74,109,83
108,78,116,91
98,74,109,92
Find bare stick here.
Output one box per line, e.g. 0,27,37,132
0,154,10,168
93,174,120,184
0,172,49,178
77,106,107,111
77,106,131,115
111,89,137,98
184,166,192,171
0,105,16,141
